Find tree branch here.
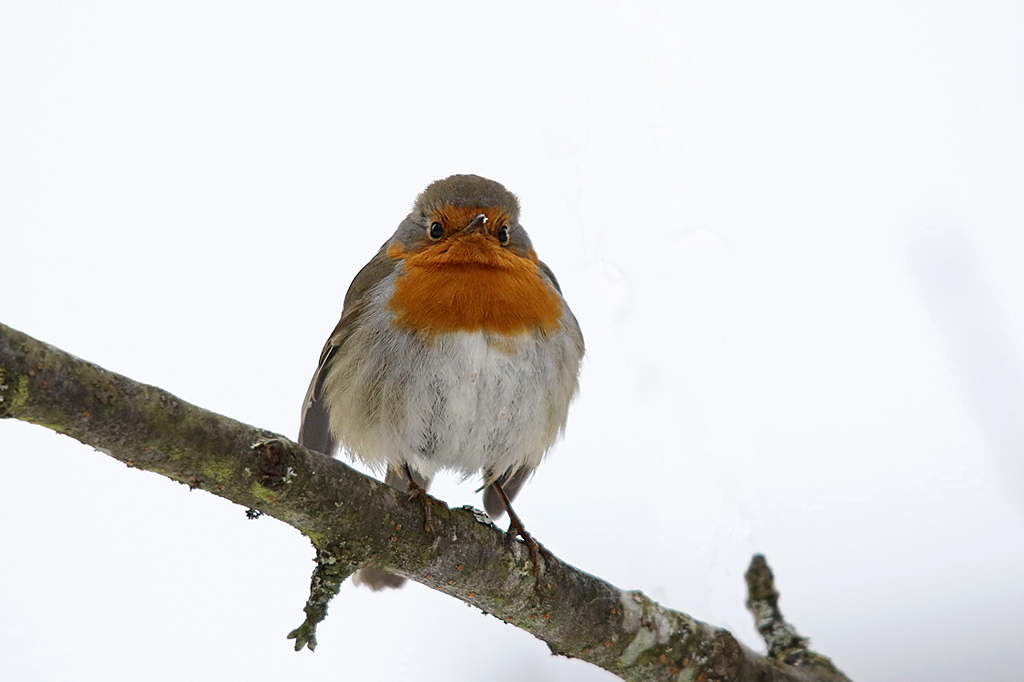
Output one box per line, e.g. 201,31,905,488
0,322,851,682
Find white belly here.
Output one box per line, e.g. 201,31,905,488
321,302,581,482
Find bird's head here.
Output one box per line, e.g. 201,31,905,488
385,175,562,337
389,174,535,262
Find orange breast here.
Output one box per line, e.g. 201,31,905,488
387,235,563,337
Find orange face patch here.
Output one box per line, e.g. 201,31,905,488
419,205,513,242
387,232,563,337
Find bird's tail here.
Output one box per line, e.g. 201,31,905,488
352,466,430,590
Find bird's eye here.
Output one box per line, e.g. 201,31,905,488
428,221,444,240
497,225,509,245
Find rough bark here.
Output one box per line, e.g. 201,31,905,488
0,322,851,682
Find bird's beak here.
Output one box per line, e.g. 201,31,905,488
460,213,488,235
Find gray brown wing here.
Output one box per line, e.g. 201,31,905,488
537,260,563,293
298,244,397,455
538,259,585,354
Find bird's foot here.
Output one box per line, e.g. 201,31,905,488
405,468,439,533
506,514,554,581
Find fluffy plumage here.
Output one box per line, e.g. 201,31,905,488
299,175,583,589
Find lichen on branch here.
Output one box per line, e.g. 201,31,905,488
0,322,851,682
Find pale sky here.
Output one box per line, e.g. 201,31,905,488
2,2,1023,681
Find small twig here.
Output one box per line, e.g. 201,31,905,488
745,554,852,680
288,545,358,651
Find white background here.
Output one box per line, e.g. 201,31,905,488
2,2,1023,681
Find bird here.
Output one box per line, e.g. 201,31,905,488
298,174,584,589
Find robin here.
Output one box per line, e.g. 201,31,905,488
299,174,584,589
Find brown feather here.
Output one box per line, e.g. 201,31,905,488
298,244,398,455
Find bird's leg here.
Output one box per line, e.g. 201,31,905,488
490,480,553,580
404,463,436,533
